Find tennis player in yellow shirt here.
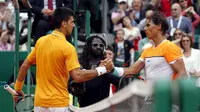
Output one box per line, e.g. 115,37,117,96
13,7,113,112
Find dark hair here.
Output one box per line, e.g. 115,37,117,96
106,45,114,52
122,16,131,27
52,7,75,29
79,35,106,69
180,34,193,48
149,11,169,35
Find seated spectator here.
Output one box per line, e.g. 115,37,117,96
0,31,12,51
29,0,72,44
171,28,183,47
167,3,193,37
122,16,141,50
111,0,128,32
180,34,200,78
182,6,200,41
128,0,145,26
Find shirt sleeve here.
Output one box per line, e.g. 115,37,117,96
65,46,81,72
164,43,183,64
139,48,147,62
27,48,36,64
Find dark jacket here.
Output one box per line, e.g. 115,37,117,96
112,40,134,67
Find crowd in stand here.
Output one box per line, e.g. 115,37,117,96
1,0,200,107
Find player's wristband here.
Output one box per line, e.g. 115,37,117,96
14,80,24,91
113,67,124,77
96,66,107,76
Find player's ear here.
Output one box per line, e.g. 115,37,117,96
156,24,161,30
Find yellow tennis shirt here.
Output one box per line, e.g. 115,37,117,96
27,30,80,107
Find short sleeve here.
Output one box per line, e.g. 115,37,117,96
139,49,147,62
65,46,81,72
27,48,36,64
27,38,40,64
164,43,183,63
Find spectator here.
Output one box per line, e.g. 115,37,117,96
182,6,200,40
122,16,142,50
137,10,154,38
111,0,128,32
128,0,145,26
146,0,161,11
180,34,200,78
171,28,183,47
177,0,188,10
167,3,192,37
29,0,72,44
77,35,120,107
0,31,12,51
160,0,171,17
112,29,134,67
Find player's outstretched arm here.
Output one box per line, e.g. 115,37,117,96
70,58,114,83
123,60,145,75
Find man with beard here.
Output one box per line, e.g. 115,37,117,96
77,35,120,107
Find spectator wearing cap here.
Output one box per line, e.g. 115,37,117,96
111,0,128,32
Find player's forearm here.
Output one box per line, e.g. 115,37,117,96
123,67,138,75
16,64,30,82
73,69,98,83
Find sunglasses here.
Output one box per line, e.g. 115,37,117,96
181,40,190,43
92,44,104,47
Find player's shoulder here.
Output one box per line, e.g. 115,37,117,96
163,40,179,48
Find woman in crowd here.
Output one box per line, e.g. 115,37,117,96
180,34,200,78
172,28,183,47
122,16,141,51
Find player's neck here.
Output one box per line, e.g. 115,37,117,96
152,34,166,47
55,28,67,37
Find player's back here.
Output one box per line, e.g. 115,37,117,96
33,31,74,107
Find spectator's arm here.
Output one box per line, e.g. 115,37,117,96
191,8,200,28
111,12,124,25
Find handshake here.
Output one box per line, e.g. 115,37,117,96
100,58,114,72
95,58,114,76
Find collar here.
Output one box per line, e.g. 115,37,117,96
153,39,166,48
51,30,66,39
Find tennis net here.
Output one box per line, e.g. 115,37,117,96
69,80,152,112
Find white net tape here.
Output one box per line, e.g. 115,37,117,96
69,80,153,112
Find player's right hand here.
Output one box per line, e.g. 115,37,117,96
13,90,25,107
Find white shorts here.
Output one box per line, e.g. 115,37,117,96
34,106,69,112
